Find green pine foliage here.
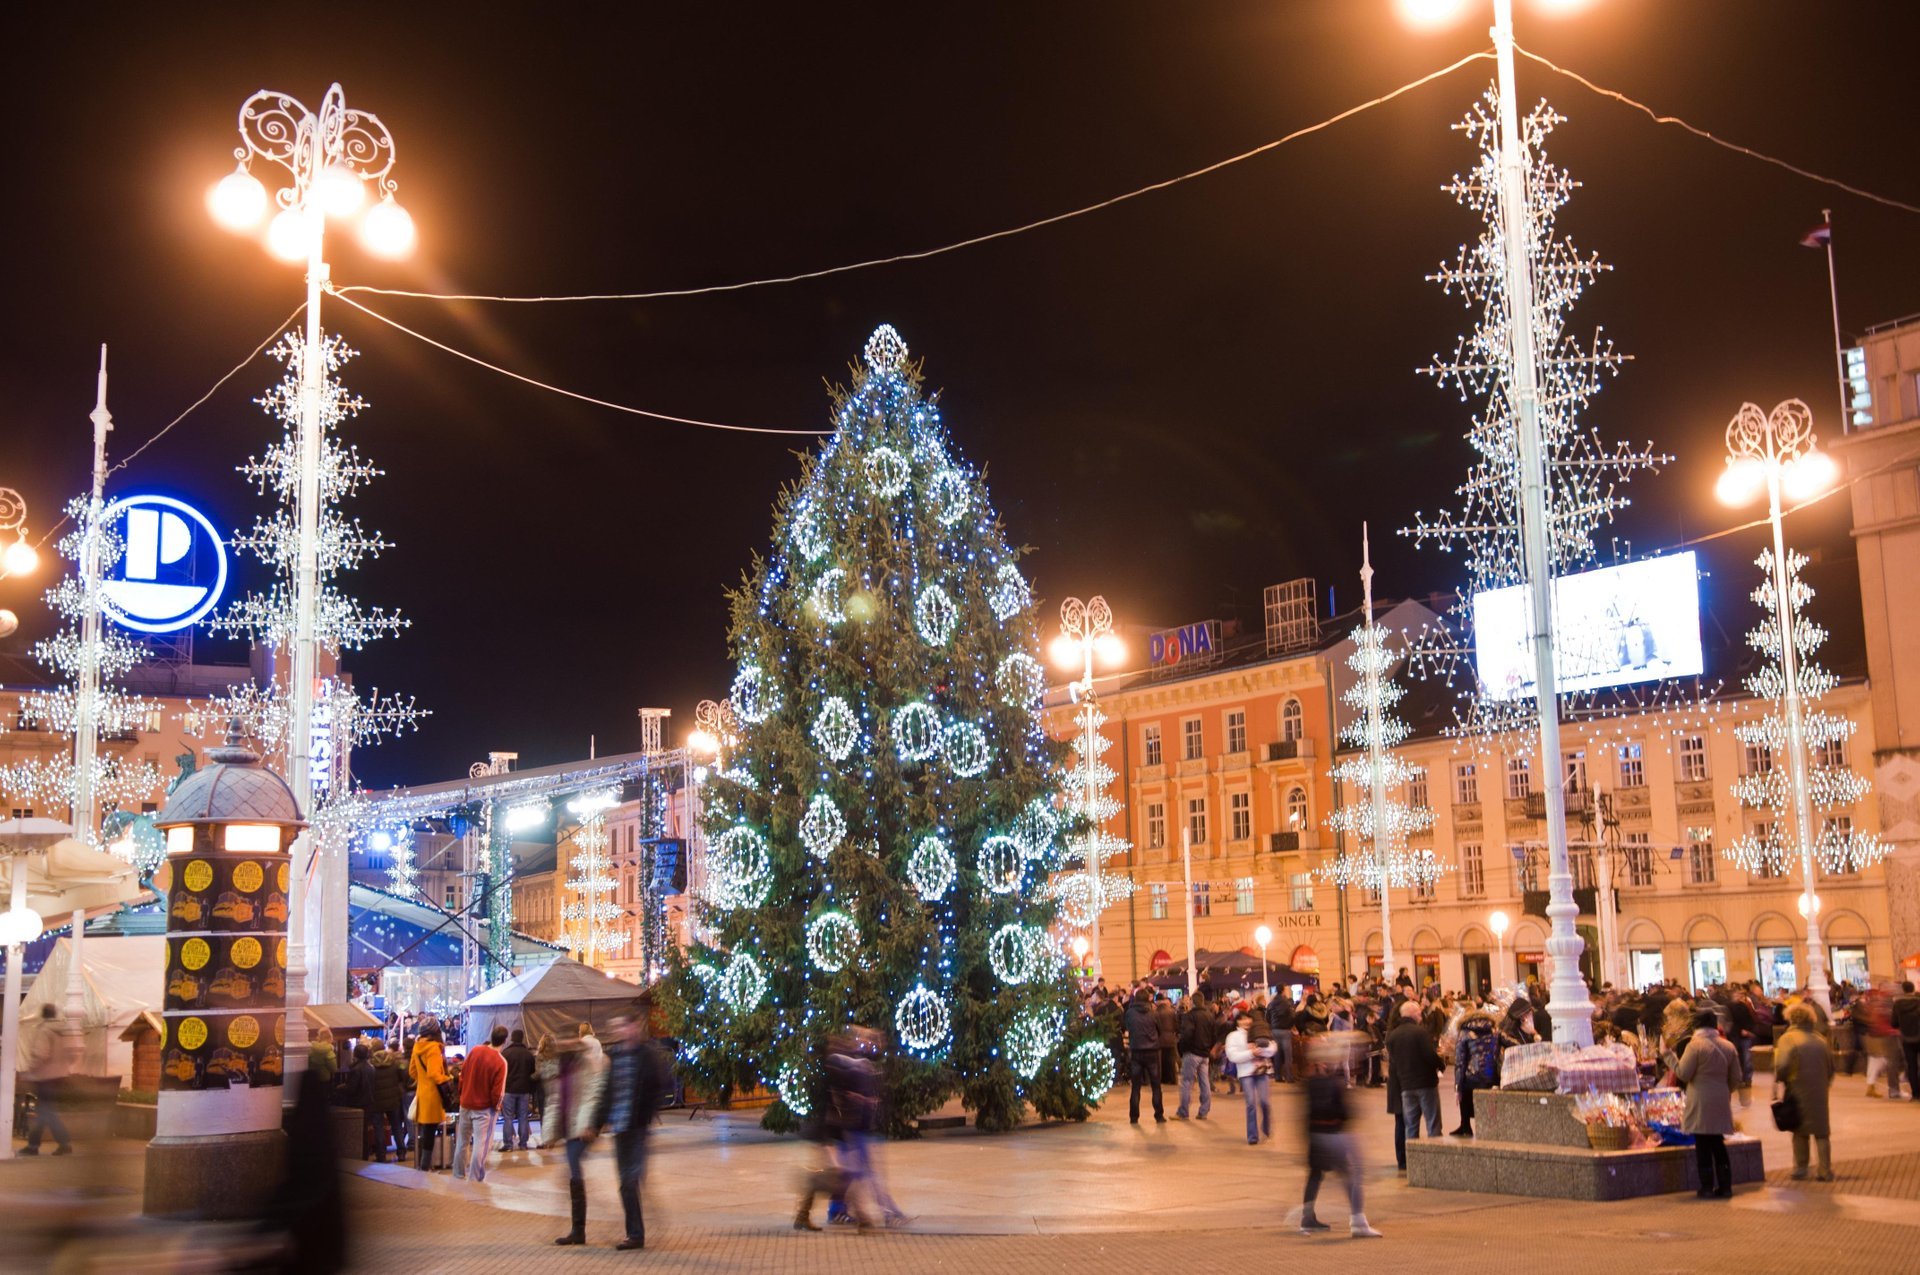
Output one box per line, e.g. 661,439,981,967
660,326,1104,1135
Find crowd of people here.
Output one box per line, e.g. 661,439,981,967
1080,967,1920,1216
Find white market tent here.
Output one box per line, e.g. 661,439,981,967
17,934,165,1082
461,957,645,1046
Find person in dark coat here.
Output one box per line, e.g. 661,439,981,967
370,1044,408,1161
1451,1009,1500,1137
1384,1002,1446,1140
337,1043,378,1161
499,1028,539,1152
1152,994,1179,1086
1175,996,1216,1120
1774,1001,1836,1181
1299,1037,1380,1238
1123,989,1166,1124
1676,1010,1740,1198
1267,992,1297,1082
594,1012,674,1249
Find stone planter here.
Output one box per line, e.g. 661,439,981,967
114,1102,158,1141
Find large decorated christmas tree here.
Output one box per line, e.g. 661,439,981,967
664,325,1110,1133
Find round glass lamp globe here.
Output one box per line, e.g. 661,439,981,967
317,165,366,218
4,538,39,577
1714,457,1767,507
0,905,44,947
266,207,315,262
360,196,416,260
1254,925,1273,948
207,167,268,231
1489,909,1510,937
1783,450,1838,502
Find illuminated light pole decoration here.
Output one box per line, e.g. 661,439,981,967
664,326,1099,1133
562,790,626,968
0,356,164,855
1048,596,1132,977
1319,529,1441,977
203,83,422,1046
1715,399,1882,1013
1400,5,1664,1044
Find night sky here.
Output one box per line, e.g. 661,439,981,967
4,2,1915,787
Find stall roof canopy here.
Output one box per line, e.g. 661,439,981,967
348,883,562,971
464,957,644,1009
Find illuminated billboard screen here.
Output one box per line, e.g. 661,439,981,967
1472,552,1704,700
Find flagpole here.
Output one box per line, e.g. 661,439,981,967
1819,209,1849,434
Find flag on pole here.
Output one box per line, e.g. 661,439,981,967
1800,219,1833,249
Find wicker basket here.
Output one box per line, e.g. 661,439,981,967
1586,1124,1633,1151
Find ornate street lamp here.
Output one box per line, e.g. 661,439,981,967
1050,596,1127,981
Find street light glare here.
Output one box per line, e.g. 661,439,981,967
360,195,417,260
1488,909,1510,937
1094,632,1125,667
1394,0,1471,30
208,166,268,231
1048,633,1081,671
1254,924,1273,947
266,207,315,262
3,537,39,577
1783,450,1838,502
317,165,366,218
1714,457,1766,507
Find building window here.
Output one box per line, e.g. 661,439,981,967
1571,844,1596,890
1145,802,1167,850
1742,741,1774,777
1182,717,1204,761
1687,832,1716,885
1748,822,1786,879
1458,843,1485,898
1678,734,1708,782
1411,874,1437,902
1618,742,1645,789
1192,882,1212,917
1186,797,1208,848
1563,750,1588,796
1225,708,1248,755
1363,881,1382,907
1623,832,1654,886
1149,883,1168,919
1814,734,1849,770
1142,723,1163,767
1229,791,1252,842
1235,876,1256,914
1289,871,1315,912
1285,786,1308,831
1408,769,1429,812
1455,763,1479,805
444,884,458,908
1506,757,1532,800
1281,697,1304,742
1515,847,1541,892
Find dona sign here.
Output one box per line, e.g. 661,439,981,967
1472,552,1704,700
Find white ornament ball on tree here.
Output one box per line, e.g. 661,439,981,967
812,696,859,761
895,983,951,1052
908,834,957,901
805,910,860,973
943,719,990,778
799,793,846,860
977,835,1024,895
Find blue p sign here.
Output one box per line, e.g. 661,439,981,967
98,494,228,633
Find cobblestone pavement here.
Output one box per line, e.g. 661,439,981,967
8,1080,1919,1273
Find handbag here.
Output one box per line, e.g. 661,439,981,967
1770,1091,1801,1132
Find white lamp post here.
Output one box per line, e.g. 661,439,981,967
1398,0,1602,1046
1071,934,1091,978
1716,400,1841,1013
1489,909,1510,991
1255,924,1273,996
208,85,415,1077
1051,596,1125,983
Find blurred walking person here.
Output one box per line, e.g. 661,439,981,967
823,1028,905,1227
551,1025,609,1245
20,1004,72,1155
1298,1038,1380,1239
1774,1001,1837,1181
452,1025,507,1182
595,1011,672,1249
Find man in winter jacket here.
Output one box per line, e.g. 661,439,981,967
1152,994,1179,1086
1123,989,1165,1124
499,1028,538,1151
452,1026,508,1182
1175,996,1216,1120
1384,1002,1446,1139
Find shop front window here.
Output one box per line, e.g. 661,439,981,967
1630,949,1664,990
1689,946,1726,991
1832,946,1869,988
1756,945,1796,996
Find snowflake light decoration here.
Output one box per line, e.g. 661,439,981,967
1400,89,1664,739
1723,535,1885,876
561,807,627,958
